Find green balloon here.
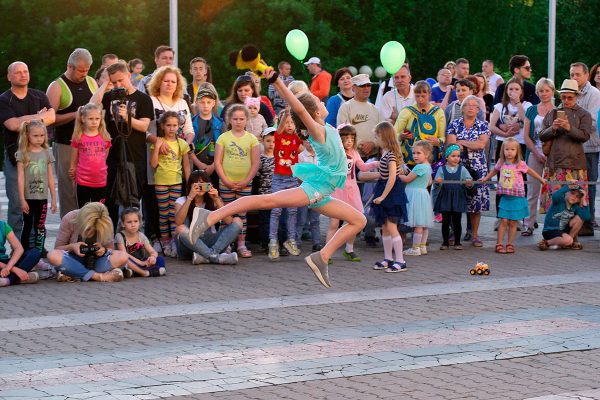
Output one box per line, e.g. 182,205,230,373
286,29,309,61
380,41,406,75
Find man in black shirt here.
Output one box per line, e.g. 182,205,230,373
494,55,540,105
0,62,55,238
90,62,153,229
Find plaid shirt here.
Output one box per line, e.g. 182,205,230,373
495,160,528,197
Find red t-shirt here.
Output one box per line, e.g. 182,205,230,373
273,131,301,175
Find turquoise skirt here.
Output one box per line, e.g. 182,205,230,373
498,195,529,221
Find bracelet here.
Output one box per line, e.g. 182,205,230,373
266,72,280,85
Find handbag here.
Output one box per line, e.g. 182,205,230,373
542,139,553,156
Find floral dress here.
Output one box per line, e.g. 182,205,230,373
446,118,490,213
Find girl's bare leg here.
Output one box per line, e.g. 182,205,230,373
314,199,367,261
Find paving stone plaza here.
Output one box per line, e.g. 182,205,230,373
1,172,600,400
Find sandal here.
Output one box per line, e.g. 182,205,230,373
570,242,583,250
440,244,449,250
237,246,252,258
505,244,515,254
472,239,483,247
495,243,506,254
521,227,534,237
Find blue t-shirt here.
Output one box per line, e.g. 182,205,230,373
408,163,432,189
431,86,456,104
0,221,13,262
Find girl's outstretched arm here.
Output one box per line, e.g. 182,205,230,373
398,171,417,184
266,69,326,143
527,166,546,184
373,161,397,204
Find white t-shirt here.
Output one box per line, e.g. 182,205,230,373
377,88,415,122
493,101,532,144
337,99,384,147
175,196,217,233
487,73,503,95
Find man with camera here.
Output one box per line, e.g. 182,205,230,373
90,62,153,229
47,48,97,217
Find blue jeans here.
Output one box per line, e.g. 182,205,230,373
4,153,23,239
586,152,599,221
296,206,321,245
269,174,298,240
55,250,117,281
5,248,41,285
178,223,241,260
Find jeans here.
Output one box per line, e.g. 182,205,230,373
178,223,241,260
269,174,298,240
5,248,41,285
54,143,78,218
525,152,545,228
4,153,22,239
296,206,321,245
586,152,599,221
55,250,118,281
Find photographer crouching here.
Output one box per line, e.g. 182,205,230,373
47,202,129,282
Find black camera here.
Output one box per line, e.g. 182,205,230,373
110,87,128,103
80,244,100,269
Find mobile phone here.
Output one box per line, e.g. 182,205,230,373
197,183,211,192
557,110,566,119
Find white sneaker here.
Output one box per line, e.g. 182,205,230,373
419,245,428,255
283,239,301,256
192,252,209,265
169,240,178,258
100,269,124,282
403,247,421,256
218,252,238,265
153,240,162,254
162,242,173,257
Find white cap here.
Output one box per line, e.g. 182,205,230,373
351,74,372,86
304,57,321,65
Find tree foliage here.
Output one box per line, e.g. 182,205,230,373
0,0,598,95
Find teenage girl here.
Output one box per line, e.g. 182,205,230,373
400,141,434,256
187,67,366,288
434,144,473,249
69,103,112,208
481,138,545,254
215,104,260,258
150,111,191,257
115,208,166,277
371,121,409,273
16,120,57,251
327,124,378,262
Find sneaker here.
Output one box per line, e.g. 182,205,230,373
419,245,428,255
192,252,209,265
162,242,173,257
153,240,163,255
373,259,392,270
0,277,10,287
283,239,301,256
149,266,167,277
304,251,331,288
218,252,238,265
100,269,124,282
312,243,323,251
434,214,443,223
169,240,178,258
189,208,211,245
403,247,421,256
463,231,472,241
34,259,51,271
120,267,134,279
56,271,77,282
385,261,407,273
342,250,361,262
268,240,279,260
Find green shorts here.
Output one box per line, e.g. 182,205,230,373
300,181,335,209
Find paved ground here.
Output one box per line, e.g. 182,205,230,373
1,172,600,400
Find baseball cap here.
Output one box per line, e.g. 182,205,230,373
304,57,321,66
261,127,276,137
196,87,217,101
569,184,585,196
351,74,372,87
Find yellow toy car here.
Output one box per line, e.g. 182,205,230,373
469,262,490,276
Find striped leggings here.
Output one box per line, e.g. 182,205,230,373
155,184,182,240
219,182,252,236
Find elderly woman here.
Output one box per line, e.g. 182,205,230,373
446,95,491,247
539,79,592,248
47,202,129,282
325,67,354,126
521,78,556,236
175,170,242,264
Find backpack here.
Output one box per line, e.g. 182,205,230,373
403,105,441,162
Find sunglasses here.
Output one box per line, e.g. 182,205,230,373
236,75,253,83
521,66,532,71
357,84,372,88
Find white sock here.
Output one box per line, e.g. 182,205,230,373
345,242,354,253
382,235,393,260
392,236,405,262
421,229,429,247
412,232,422,249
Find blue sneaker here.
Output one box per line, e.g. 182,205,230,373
385,261,407,273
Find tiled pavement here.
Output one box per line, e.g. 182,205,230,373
1,171,600,399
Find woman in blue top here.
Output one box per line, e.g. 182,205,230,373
325,68,354,127
185,68,367,288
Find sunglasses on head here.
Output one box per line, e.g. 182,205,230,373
236,75,253,83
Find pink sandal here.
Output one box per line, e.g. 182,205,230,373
237,246,252,258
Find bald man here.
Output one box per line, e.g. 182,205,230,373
0,62,55,238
